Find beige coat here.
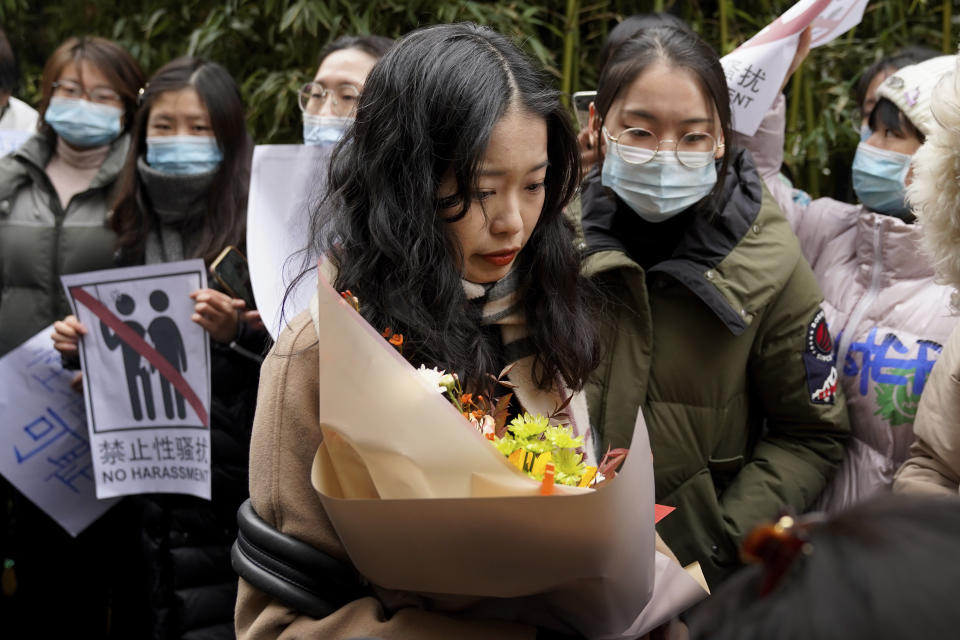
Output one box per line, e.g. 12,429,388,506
234,311,535,639
894,324,960,496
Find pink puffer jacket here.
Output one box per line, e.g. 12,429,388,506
737,95,958,511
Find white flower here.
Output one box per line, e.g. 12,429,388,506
415,365,448,394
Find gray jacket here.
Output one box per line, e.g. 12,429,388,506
0,132,128,356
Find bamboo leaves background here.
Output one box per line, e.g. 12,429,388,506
1,0,956,198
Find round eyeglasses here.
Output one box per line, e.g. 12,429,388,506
602,126,722,168
52,80,122,105
297,82,360,117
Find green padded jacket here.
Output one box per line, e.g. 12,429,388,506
0,131,127,356
580,150,850,587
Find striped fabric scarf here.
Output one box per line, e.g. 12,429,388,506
462,271,597,465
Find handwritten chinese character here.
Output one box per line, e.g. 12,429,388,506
844,328,942,397
14,408,86,464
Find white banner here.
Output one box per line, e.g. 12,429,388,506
247,144,332,340
0,326,119,537
62,261,212,500
721,0,869,135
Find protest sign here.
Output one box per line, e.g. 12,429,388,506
247,144,331,340
721,0,869,135
62,261,212,500
0,130,31,156
0,326,119,537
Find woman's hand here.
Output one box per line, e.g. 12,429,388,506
241,308,264,332
51,315,88,354
190,288,245,344
780,26,813,93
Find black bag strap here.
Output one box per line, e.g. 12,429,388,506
231,498,368,619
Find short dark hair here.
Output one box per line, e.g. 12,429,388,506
111,57,252,266
596,13,693,77
869,96,925,144
38,36,144,136
317,34,395,68
687,495,960,640
299,22,599,392
594,25,733,205
855,46,940,118
0,27,18,93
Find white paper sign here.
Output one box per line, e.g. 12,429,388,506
61,261,212,500
0,130,31,156
721,0,869,135
0,326,119,537
247,144,332,340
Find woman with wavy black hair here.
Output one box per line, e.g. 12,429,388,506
237,22,601,639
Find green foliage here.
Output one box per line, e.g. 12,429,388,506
2,0,956,196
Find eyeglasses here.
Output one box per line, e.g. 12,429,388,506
297,82,360,117
602,126,722,168
52,80,122,105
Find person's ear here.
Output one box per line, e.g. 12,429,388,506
588,102,599,134
716,132,725,160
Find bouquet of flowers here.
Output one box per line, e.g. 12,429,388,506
311,269,705,639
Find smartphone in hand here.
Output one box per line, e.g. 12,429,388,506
572,90,596,131
210,245,256,310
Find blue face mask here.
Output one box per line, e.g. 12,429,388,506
302,114,351,147
146,136,223,176
44,96,123,148
859,123,872,142
851,142,912,217
601,140,717,222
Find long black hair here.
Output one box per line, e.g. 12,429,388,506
111,56,252,265
301,22,598,392
593,25,734,204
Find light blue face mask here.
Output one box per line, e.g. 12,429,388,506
601,140,717,222
303,114,351,147
44,96,123,148
859,123,872,142
146,136,223,176
851,142,912,217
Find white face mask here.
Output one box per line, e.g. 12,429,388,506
303,114,352,147
600,140,717,222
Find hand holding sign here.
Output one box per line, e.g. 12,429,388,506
721,0,869,135
62,261,213,500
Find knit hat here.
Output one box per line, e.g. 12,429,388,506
875,54,957,137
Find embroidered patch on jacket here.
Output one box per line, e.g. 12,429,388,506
804,309,837,404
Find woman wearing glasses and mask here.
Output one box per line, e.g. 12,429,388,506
0,36,144,637
299,34,393,147
579,24,849,589
0,36,142,356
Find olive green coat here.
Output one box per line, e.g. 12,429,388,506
0,132,127,356
580,152,850,587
